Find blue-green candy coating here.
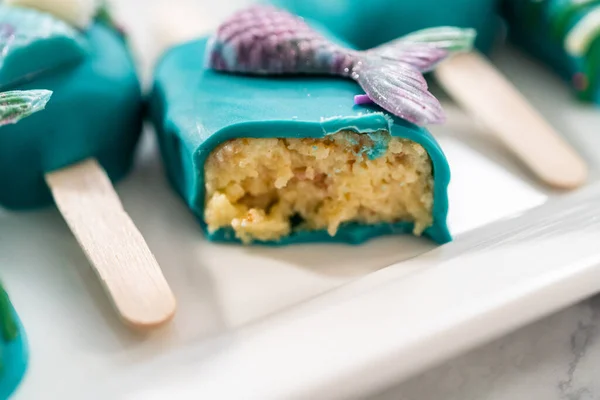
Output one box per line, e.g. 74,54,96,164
269,0,499,53
0,292,27,400
150,39,452,245
0,7,143,209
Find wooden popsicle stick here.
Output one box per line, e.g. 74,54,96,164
45,158,176,330
434,51,588,190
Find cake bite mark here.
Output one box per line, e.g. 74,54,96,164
204,130,434,244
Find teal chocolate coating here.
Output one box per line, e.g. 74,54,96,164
0,6,87,90
0,289,27,400
0,9,143,209
150,39,452,245
269,0,500,53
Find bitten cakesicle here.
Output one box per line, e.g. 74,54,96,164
150,6,475,245
273,0,588,189
503,0,600,103
0,1,176,329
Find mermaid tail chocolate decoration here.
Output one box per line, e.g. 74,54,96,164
208,5,475,125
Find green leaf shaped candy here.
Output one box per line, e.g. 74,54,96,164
0,89,52,126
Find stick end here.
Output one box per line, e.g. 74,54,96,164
121,295,178,331
544,161,589,190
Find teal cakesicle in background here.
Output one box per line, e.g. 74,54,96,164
269,0,500,53
0,285,27,400
0,4,176,330
0,5,143,209
150,39,451,245
502,0,600,104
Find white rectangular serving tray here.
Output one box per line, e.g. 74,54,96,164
4,1,600,398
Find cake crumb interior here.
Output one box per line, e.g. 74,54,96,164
204,130,434,243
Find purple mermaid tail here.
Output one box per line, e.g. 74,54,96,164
207,5,475,126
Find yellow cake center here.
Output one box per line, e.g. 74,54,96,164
204,130,434,243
